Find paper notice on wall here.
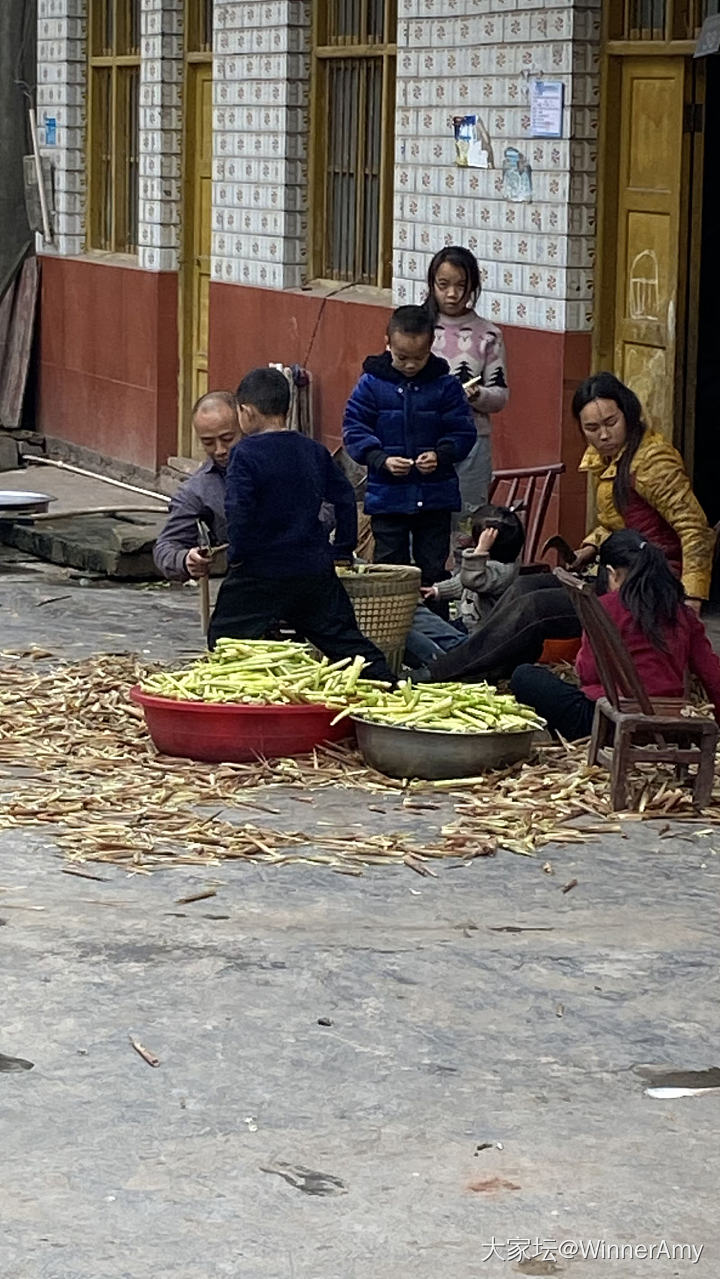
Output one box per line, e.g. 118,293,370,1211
530,81,564,138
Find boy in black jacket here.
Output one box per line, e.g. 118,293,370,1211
208,367,395,683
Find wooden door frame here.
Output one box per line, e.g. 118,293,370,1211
178,48,213,458
593,44,622,376
593,32,705,462
676,57,706,475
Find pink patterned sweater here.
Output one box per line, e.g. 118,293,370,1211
432,311,509,438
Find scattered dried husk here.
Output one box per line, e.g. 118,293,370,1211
0,649,718,875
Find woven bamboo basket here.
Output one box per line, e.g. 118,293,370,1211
337,563,422,672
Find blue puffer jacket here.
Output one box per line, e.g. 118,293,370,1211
342,352,476,516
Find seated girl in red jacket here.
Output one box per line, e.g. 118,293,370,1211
510,529,720,740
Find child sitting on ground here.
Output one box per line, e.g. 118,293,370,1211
342,305,476,587
207,367,395,684
510,529,720,740
404,504,525,667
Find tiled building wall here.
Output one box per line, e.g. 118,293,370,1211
37,0,184,269
37,0,87,257
393,0,601,333
36,0,601,322
211,0,311,289
138,0,184,272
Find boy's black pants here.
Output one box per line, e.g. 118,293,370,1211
207,566,395,684
371,510,451,586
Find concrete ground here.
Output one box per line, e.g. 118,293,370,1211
0,460,171,513
1,545,719,1279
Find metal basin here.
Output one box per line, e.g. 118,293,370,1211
352,715,536,780
0,490,53,516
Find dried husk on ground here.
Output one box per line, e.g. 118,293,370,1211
0,650,717,874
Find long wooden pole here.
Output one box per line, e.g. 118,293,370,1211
199,577,210,636
14,505,169,522
25,456,170,505
28,108,52,244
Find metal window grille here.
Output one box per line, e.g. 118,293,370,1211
186,0,213,54
88,0,141,253
691,0,720,30
312,1,396,287
627,0,667,38
610,0,720,37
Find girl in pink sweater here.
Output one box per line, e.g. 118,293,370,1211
426,245,509,522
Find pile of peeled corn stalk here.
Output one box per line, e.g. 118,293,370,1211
0,648,718,874
140,639,545,734
340,681,543,733
141,639,392,706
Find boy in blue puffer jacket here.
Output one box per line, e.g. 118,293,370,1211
343,305,476,585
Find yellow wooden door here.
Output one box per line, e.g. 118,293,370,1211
180,62,213,457
613,58,686,438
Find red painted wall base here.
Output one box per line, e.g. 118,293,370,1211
209,283,591,545
35,263,592,543
37,256,178,473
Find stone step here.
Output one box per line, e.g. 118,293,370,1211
0,513,167,578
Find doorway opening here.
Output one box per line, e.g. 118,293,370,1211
692,54,720,529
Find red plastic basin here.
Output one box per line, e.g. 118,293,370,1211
130,686,353,763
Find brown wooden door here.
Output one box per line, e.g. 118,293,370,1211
612,57,686,439
179,61,213,458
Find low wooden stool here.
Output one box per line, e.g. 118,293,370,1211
589,695,718,810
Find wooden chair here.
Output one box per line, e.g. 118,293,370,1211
488,462,565,565
332,445,367,500
554,567,719,811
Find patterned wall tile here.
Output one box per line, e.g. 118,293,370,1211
392,1,600,331
36,0,87,255
138,0,183,270
211,0,310,287
36,0,601,333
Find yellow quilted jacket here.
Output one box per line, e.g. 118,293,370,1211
579,429,715,600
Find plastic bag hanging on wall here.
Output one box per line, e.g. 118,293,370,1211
502,148,533,202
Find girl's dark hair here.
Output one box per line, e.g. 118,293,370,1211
470,504,526,564
599,529,684,651
425,245,481,321
571,371,647,514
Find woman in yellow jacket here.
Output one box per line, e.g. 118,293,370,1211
424,371,715,684
570,371,714,611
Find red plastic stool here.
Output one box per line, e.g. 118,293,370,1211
539,637,581,665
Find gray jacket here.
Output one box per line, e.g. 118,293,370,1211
435,550,518,632
153,459,228,581
152,457,336,581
